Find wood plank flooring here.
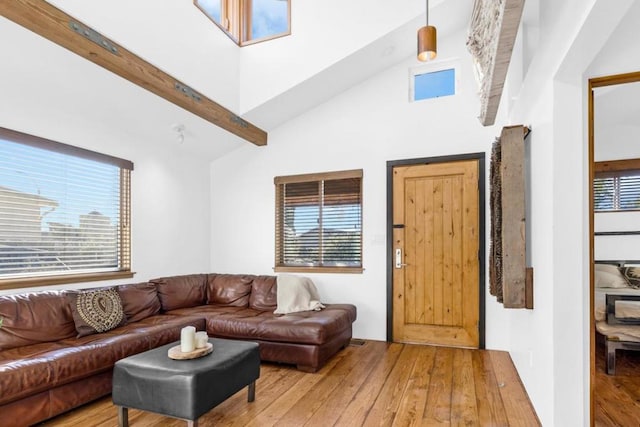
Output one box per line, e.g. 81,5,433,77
595,339,640,427
41,341,540,427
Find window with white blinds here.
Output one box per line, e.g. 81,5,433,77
0,127,133,287
594,160,640,212
275,169,363,273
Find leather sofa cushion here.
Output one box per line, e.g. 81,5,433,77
166,305,245,317
206,274,254,307
152,274,207,311
50,334,148,384
249,275,277,311
206,304,357,346
0,292,76,351
0,315,206,406
109,315,205,349
0,342,66,405
117,282,161,323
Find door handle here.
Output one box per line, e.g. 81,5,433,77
395,248,408,268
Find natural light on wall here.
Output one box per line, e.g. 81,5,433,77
195,0,291,46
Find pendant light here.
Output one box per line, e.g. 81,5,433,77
417,0,437,61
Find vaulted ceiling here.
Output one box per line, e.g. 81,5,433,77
0,0,486,160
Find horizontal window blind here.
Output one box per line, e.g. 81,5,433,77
594,169,640,211
0,128,132,280
275,170,362,270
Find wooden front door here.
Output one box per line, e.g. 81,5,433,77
392,159,480,348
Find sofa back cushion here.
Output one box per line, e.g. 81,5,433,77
0,291,76,351
117,282,161,323
249,275,278,311
152,274,208,311
207,274,254,307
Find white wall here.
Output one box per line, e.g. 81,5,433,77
594,130,640,260
595,124,640,160
238,0,425,113
595,213,640,260
49,0,241,111
0,106,212,296
211,29,503,341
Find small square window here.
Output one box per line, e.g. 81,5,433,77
414,69,455,100
409,60,460,102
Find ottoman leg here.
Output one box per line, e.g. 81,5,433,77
187,420,199,427
248,381,256,402
118,406,129,427
607,340,616,375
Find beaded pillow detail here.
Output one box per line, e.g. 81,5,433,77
68,288,126,337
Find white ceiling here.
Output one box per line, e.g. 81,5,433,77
1,0,472,160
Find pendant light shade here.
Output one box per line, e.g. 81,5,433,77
417,0,437,61
417,25,437,61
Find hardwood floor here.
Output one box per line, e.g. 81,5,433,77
42,341,540,426
595,339,640,427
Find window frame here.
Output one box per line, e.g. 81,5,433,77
0,127,134,291
594,159,640,212
194,0,291,47
409,58,461,102
274,169,363,274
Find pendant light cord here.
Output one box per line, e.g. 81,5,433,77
426,0,429,26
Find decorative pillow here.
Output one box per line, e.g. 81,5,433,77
67,288,126,337
595,264,630,288
621,267,640,289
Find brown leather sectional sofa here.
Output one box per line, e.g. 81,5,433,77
0,273,357,426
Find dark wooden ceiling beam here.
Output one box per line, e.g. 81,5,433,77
0,0,268,146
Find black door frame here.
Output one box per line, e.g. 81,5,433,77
386,152,486,349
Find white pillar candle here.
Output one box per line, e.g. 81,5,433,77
195,331,209,349
180,326,196,353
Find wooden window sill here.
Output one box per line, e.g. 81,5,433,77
274,267,364,274
0,271,135,291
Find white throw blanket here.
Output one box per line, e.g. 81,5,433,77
274,274,326,315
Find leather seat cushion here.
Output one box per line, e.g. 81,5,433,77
110,315,205,348
0,314,208,406
166,305,246,317
206,304,356,346
0,342,67,405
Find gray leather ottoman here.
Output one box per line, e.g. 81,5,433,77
112,338,260,427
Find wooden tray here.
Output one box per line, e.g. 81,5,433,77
168,342,213,360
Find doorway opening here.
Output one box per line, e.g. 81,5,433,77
589,71,640,425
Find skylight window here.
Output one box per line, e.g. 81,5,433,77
409,59,461,102
195,0,291,46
